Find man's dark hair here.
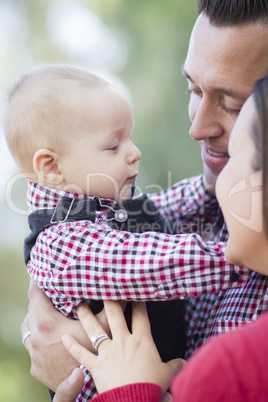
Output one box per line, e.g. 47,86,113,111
197,0,268,26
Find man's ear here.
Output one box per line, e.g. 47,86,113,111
33,149,64,186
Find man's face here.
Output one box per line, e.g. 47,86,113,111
183,13,268,194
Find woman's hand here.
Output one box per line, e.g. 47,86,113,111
62,301,184,395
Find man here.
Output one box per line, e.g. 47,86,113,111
21,0,268,396
181,0,268,358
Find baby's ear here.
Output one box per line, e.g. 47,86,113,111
33,149,64,186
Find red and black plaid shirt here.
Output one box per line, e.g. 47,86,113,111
27,179,249,319
150,176,268,359
26,175,268,401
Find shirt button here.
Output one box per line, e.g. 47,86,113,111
114,209,128,222
193,333,199,342
230,271,240,283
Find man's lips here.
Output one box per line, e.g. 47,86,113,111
202,145,229,170
207,149,229,157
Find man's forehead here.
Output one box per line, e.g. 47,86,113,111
183,15,268,93
190,14,268,55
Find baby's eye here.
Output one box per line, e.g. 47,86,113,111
108,144,119,152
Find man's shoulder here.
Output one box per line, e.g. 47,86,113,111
149,174,217,210
149,174,207,200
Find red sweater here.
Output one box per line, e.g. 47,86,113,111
92,311,268,401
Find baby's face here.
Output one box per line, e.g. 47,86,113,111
59,85,141,203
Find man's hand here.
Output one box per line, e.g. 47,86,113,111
20,279,109,391
53,368,84,402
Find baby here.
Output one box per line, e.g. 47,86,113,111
4,65,186,401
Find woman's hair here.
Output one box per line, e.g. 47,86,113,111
197,0,268,26
252,74,268,236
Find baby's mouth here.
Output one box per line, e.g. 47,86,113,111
126,174,138,184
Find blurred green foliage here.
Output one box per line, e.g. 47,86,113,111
0,248,49,401
0,1,200,401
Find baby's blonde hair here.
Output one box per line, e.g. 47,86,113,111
3,65,110,173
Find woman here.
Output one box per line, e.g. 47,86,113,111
54,74,268,401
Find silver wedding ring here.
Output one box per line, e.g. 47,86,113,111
90,333,110,352
22,330,32,346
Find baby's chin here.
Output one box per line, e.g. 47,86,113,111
118,193,131,203
118,186,135,203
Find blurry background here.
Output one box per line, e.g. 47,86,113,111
0,0,201,400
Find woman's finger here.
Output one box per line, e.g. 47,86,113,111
131,302,151,334
103,301,129,338
76,303,111,353
62,334,98,370
76,303,106,336
166,358,186,377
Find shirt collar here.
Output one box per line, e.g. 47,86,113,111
27,182,116,213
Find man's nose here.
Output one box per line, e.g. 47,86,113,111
189,96,224,142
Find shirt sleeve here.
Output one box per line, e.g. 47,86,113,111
27,218,250,317
171,312,268,401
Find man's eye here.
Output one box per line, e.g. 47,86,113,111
221,96,243,115
186,87,203,96
221,103,241,115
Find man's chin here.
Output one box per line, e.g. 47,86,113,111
203,166,220,196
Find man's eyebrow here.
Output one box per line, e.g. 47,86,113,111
181,65,193,82
181,65,247,101
213,87,247,101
